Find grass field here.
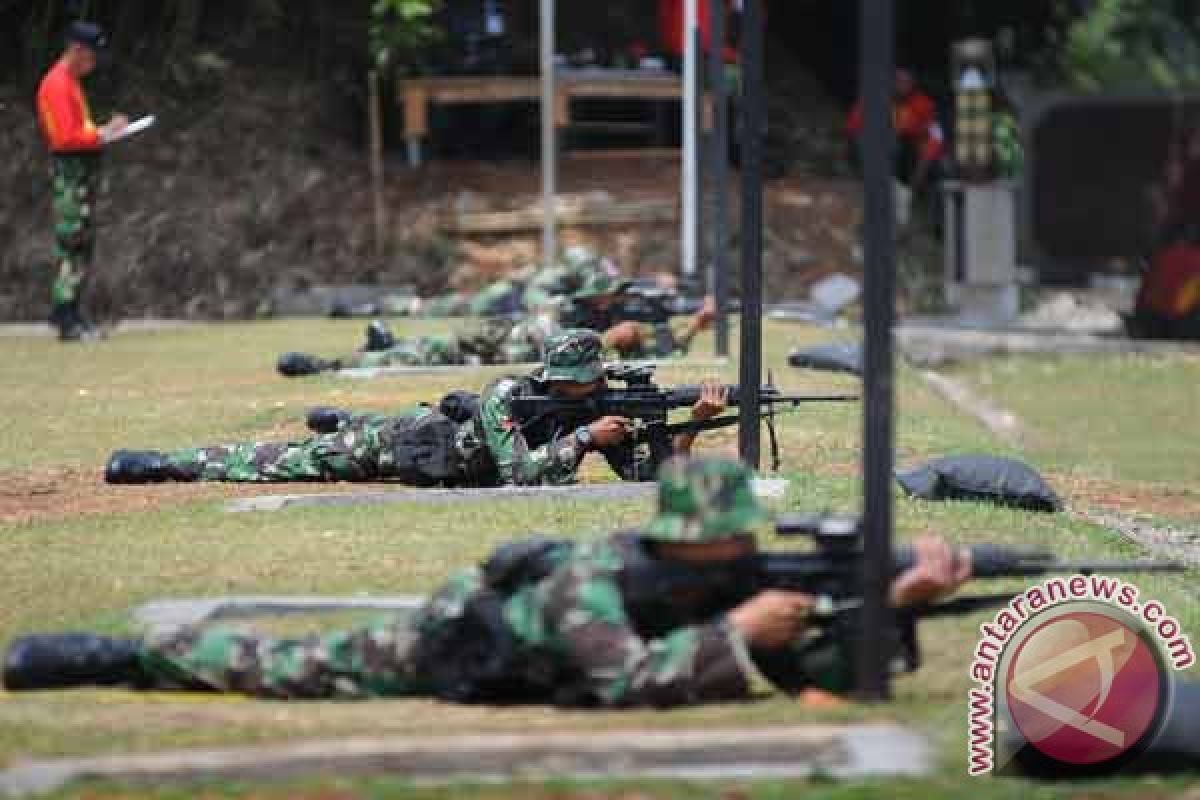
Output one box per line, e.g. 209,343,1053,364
0,318,1196,798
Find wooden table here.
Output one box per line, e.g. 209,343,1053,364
396,69,710,166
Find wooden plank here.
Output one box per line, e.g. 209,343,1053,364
564,148,683,161
443,200,679,234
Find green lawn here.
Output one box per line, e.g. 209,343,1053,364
0,319,1196,797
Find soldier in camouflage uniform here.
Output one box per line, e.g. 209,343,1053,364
276,315,556,377
3,457,972,705
35,23,129,341
106,329,724,486
556,271,716,360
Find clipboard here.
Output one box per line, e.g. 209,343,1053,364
107,115,155,144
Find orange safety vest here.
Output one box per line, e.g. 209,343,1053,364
36,58,101,153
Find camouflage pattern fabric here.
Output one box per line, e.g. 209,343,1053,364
49,154,97,308
557,298,676,360
161,332,643,486
467,375,649,487
644,457,772,542
537,328,605,382
350,335,466,368
339,317,553,369
165,408,430,482
992,111,1023,180
139,534,772,705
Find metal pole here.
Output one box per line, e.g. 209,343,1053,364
857,0,897,703
540,0,557,265
709,0,730,356
682,0,699,280
367,70,387,259
737,0,764,468
694,24,707,293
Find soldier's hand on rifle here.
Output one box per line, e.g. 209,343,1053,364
694,296,717,329
889,535,972,608
587,416,631,448
728,590,815,649
689,381,729,422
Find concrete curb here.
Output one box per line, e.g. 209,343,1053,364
225,483,658,513
0,320,196,338
897,325,1200,368
132,595,427,631
0,725,932,796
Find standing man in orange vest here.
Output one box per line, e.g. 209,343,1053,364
36,22,128,341
846,68,946,201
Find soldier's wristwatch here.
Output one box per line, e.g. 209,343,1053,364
574,426,594,451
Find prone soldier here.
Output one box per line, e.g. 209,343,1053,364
5,457,969,706
106,329,728,486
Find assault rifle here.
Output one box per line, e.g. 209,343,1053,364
613,284,708,326
614,513,1187,690
509,364,858,473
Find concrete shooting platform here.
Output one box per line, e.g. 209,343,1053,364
897,323,1200,368
336,357,731,379
0,319,195,338
224,478,789,514
226,482,655,512
132,595,427,632
0,725,933,796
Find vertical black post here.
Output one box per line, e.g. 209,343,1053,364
694,25,708,293
737,0,764,468
710,0,730,357
857,0,896,702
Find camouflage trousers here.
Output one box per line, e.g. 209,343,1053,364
166,409,424,482
141,569,485,698
49,154,98,309
351,335,467,369
349,320,542,369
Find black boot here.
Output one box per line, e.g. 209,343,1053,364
364,320,396,352
105,450,195,484
50,302,82,341
3,634,148,690
277,351,336,377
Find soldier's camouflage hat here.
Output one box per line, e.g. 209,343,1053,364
643,456,771,542
573,270,631,300
562,245,598,268
538,328,605,383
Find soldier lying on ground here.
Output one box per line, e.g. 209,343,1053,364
277,273,715,378
106,330,726,486
276,316,553,377
5,456,971,706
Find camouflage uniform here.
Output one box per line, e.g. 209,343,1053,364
49,154,98,323
165,407,435,482
137,458,781,705
128,330,644,486
341,317,553,370
557,271,682,360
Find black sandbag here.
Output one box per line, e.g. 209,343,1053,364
896,455,1062,512
788,341,863,376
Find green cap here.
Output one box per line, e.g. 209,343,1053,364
573,270,630,301
538,329,605,383
643,456,771,542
